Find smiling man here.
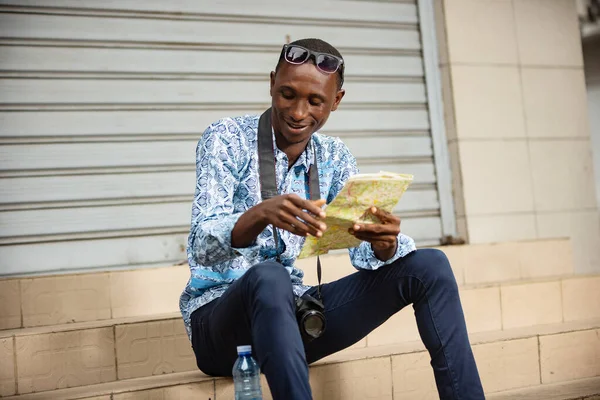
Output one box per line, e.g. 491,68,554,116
181,38,484,400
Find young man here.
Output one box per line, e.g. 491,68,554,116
180,38,484,400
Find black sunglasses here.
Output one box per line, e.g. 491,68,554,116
282,44,344,78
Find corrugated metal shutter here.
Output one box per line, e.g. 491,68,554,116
0,0,453,275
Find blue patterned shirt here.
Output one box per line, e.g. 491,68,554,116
180,114,416,338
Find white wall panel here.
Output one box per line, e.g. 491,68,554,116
0,163,436,204
0,189,437,238
0,0,418,25
343,136,432,159
0,47,424,77
0,14,420,50
0,1,448,275
341,161,436,183
0,109,430,138
0,217,439,276
0,234,188,275
0,136,430,171
0,216,443,276
0,172,196,203
1,202,190,238
0,79,426,105
402,216,443,242
0,141,198,170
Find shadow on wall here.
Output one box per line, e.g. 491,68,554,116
583,34,600,209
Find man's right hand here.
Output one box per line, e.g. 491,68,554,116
259,194,327,237
232,194,327,249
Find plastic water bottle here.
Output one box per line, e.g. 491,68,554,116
233,345,263,400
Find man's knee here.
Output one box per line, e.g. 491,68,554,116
244,261,294,304
245,261,291,284
404,248,457,288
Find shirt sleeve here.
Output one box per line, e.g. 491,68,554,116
187,119,260,267
327,139,416,271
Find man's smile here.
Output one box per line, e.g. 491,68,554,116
285,120,310,131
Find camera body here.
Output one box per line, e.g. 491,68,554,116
295,293,326,342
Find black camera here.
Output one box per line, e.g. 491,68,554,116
295,293,326,342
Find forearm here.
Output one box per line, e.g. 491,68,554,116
231,203,269,248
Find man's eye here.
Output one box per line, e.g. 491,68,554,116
281,91,294,99
310,98,323,106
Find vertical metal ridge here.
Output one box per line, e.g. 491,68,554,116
417,0,457,238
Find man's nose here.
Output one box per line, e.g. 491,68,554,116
289,101,308,121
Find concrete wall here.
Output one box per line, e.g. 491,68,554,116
435,0,600,273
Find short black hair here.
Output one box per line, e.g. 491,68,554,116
275,38,345,89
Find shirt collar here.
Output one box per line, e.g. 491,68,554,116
271,129,315,173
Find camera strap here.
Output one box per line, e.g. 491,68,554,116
257,108,323,300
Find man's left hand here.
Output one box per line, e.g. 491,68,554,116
349,207,400,261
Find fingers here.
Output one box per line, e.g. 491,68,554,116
349,207,401,235
288,194,326,218
275,195,327,236
285,203,326,231
312,199,327,208
284,195,327,230
369,206,400,225
351,222,400,237
349,230,398,242
277,212,321,237
351,231,398,243
348,207,401,245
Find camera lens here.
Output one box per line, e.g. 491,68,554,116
302,311,325,338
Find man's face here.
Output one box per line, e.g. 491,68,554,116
270,61,345,146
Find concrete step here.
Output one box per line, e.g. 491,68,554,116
487,376,600,400
3,319,600,399
1,273,599,397
0,239,575,331
367,273,600,346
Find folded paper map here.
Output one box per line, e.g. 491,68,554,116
298,172,414,259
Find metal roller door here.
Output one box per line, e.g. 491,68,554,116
0,0,455,275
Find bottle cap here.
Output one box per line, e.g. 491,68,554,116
237,345,252,355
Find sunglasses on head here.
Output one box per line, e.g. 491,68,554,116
282,44,344,77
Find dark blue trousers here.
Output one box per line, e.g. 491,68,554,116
190,249,485,399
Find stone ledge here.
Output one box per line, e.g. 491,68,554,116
3,371,211,400
487,376,600,400
3,318,600,399
2,274,597,341
1,275,598,395
319,318,600,367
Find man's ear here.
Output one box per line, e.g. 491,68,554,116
331,89,346,112
269,71,276,97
